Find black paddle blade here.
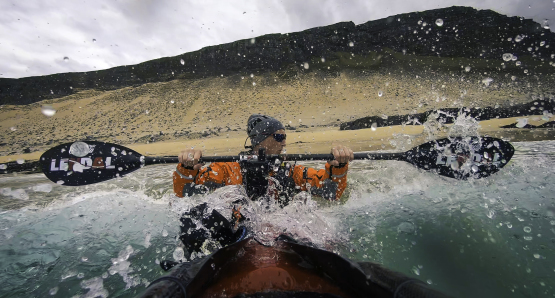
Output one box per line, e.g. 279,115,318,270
40,141,145,186
405,137,514,180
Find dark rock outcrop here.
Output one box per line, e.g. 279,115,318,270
340,97,555,130
1,6,553,105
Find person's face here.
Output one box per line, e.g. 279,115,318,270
254,129,286,155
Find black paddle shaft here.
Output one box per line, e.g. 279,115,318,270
144,152,405,164
31,136,514,186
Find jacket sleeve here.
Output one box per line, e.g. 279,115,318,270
291,163,348,201
173,162,242,198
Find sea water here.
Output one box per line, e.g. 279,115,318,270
0,141,554,297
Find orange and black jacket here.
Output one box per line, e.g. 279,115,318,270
173,161,348,201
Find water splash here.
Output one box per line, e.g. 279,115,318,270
42,105,56,117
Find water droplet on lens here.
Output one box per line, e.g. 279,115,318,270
523,226,532,233
502,53,513,61
42,105,56,117
516,118,528,128
49,287,58,295
349,41,354,47
435,19,444,26
378,91,383,97
371,123,377,131
92,38,96,43
321,57,325,62
17,159,24,164
63,56,69,62
180,59,185,65
411,266,420,275
465,66,471,72
303,62,309,69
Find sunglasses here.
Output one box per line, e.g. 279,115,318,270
262,133,286,142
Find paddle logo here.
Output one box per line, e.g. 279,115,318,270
50,157,116,172
435,152,501,167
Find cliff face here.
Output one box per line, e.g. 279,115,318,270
0,6,553,105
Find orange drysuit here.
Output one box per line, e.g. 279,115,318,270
173,161,348,201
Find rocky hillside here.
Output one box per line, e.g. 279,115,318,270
1,6,553,105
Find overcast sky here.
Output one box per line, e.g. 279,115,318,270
0,0,552,79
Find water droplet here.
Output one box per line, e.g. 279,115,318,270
482,78,493,86
49,287,58,295
511,76,517,81
465,66,471,72
540,41,546,46
321,57,326,62
10,126,17,131
180,59,185,65
524,226,532,233
303,62,309,69
371,123,377,131
145,110,150,115
170,100,174,104
378,91,383,97
16,159,24,164
411,266,420,275
211,263,216,269
77,272,84,279
63,56,69,62
349,41,354,47
427,279,433,284
42,105,56,117
533,253,541,259
516,118,528,128
397,222,415,234
173,247,185,261
250,38,255,44
92,38,96,43
516,61,522,66
435,19,444,27
0,164,7,170
57,180,64,185
502,53,513,61
252,82,256,86
487,210,495,219
515,35,523,42
250,73,254,78
81,256,88,262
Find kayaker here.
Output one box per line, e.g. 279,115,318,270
172,114,353,254
173,114,354,202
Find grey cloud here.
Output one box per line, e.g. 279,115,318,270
0,0,552,78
